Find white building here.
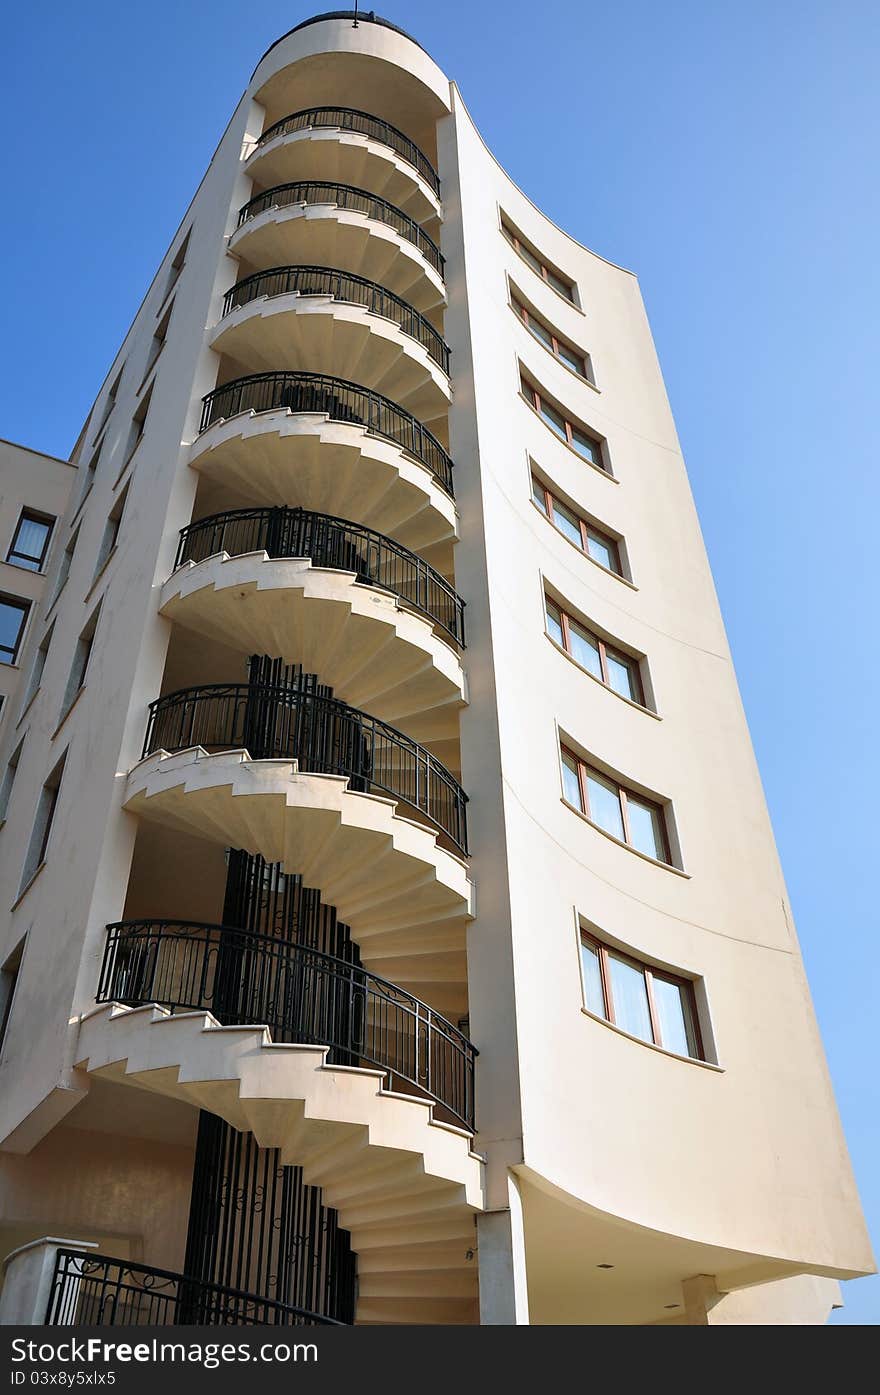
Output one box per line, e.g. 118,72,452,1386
0,11,872,1326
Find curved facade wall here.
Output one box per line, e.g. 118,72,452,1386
0,12,871,1327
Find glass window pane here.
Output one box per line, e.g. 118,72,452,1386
547,270,573,300
626,795,666,861
520,244,543,275
501,223,516,248
528,318,554,350
11,516,51,569
571,427,602,466
585,771,624,840
606,651,638,701
557,343,586,376
585,530,614,571
531,477,548,514
608,954,653,1042
538,399,568,441
0,601,27,662
652,975,697,1057
568,621,602,679
545,601,564,647
581,941,606,1018
561,751,583,810
551,499,582,547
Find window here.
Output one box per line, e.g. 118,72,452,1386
60,605,100,720
0,938,25,1053
122,382,153,467
501,216,575,301
561,745,672,864
7,510,55,572
94,484,128,579
141,298,174,387
77,442,102,509
0,739,23,824
0,597,29,665
20,623,54,715
49,526,79,609
580,933,703,1059
162,229,190,306
545,598,644,704
94,364,124,444
531,474,623,575
512,296,593,381
520,372,607,471
20,752,66,890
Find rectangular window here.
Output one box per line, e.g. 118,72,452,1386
94,364,124,444
141,298,174,387
60,605,100,720
162,229,190,306
0,938,25,1053
545,597,643,704
20,752,66,890
122,382,153,468
94,483,128,579
0,738,24,824
49,526,79,610
78,442,102,509
512,296,593,381
7,510,55,572
580,932,703,1060
531,473,623,575
501,216,576,301
0,597,29,665
520,373,607,471
20,623,54,715
561,744,672,865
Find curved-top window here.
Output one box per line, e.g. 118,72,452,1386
580,932,704,1061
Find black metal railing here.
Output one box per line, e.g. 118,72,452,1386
143,683,468,854
46,1250,342,1327
236,181,444,274
221,265,450,373
98,920,476,1130
175,506,465,646
199,371,454,496
256,106,440,196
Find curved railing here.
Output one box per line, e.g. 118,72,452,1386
236,180,444,274
97,920,476,1130
199,371,454,497
175,506,465,646
256,106,440,196
221,265,450,373
143,682,468,854
47,1250,343,1326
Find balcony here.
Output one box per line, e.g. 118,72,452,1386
245,108,440,224
229,182,445,311
98,918,475,1130
142,682,467,853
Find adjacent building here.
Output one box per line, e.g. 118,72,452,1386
0,11,872,1326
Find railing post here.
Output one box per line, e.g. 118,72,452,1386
0,1239,98,1325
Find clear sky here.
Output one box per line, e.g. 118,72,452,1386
1,1,877,1323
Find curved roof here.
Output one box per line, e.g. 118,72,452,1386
255,11,428,75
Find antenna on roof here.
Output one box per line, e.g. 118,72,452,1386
353,1,359,25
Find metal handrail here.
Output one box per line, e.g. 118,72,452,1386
46,1249,342,1326
143,682,468,854
221,265,450,373
199,370,454,497
236,180,444,274
256,105,440,195
98,920,476,1130
175,505,465,647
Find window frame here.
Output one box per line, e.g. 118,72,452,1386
580,931,704,1061
561,744,672,865
501,218,576,301
545,597,644,706
531,474,623,575
512,295,591,381
520,373,608,471
0,596,30,665
7,510,55,573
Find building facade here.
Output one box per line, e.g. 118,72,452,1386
0,11,872,1326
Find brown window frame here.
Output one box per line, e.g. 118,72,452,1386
520,373,608,471
545,597,644,706
7,510,55,573
561,744,672,865
531,474,622,575
512,296,591,381
501,218,576,301
581,932,704,1060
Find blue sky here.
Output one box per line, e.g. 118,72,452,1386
1,1,877,1322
